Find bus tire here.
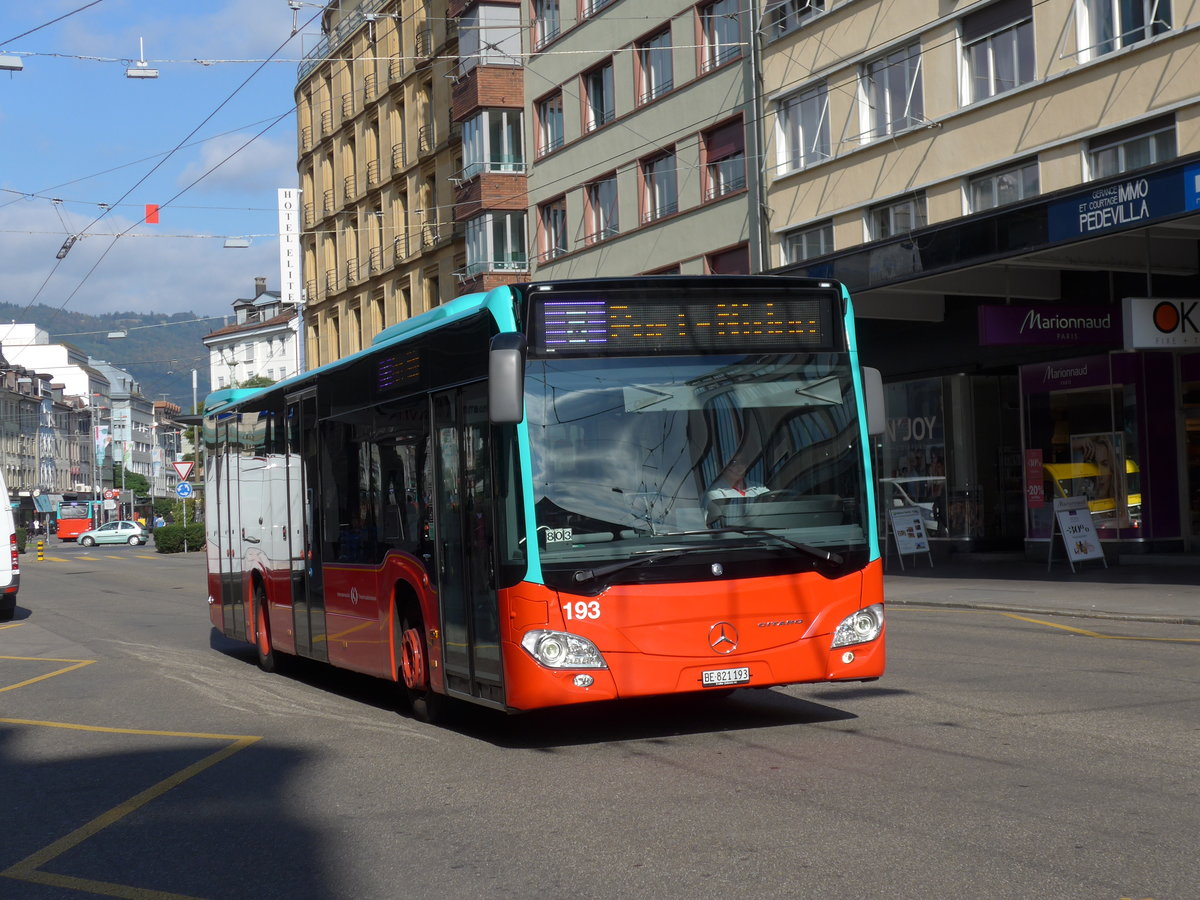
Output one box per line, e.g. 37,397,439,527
253,582,276,673
400,613,444,724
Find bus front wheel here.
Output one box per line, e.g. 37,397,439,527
400,615,443,724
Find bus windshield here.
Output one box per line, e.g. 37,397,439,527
58,505,93,519
526,352,869,584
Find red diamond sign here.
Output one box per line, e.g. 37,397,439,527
172,461,194,481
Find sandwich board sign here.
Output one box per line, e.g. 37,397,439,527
1048,496,1107,572
886,506,933,570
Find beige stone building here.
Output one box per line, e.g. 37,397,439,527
522,0,761,277
762,0,1200,554
296,0,475,367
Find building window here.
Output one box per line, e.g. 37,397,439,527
637,29,674,104
585,173,619,243
776,82,830,173
583,61,615,132
465,211,527,275
463,109,524,179
707,244,750,274
862,43,924,140
1078,0,1171,59
583,0,615,17
765,0,825,40
870,194,927,240
700,0,741,71
536,91,564,156
539,197,568,260
533,0,560,49
963,0,1034,103
1088,117,1176,179
968,158,1039,212
703,119,746,200
782,220,833,264
641,151,679,223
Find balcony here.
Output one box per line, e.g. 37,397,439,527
322,188,335,219
345,257,360,285
324,268,339,293
363,72,378,102
392,141,406,170
388,57,404,83
320,108,334,136
344,174,359,200
368,246,383,274
393,233,410,262
367,159,381,186
341,91,356,119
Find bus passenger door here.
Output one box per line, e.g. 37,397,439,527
432,383,503,706
216,419,246,641
285,392,328,661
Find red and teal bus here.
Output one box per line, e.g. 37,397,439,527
56,498,104,541
204,276,886,720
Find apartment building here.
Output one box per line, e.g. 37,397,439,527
523,0,760,277
296,0,461,368
763,0,1200,555
202,277,300,390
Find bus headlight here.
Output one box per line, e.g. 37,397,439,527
521,629,608,669
831,604,884,648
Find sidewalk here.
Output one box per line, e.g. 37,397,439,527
883,553,1200,625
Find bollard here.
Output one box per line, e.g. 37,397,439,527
37,539,44,561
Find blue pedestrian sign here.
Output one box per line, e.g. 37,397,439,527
175,481,194,499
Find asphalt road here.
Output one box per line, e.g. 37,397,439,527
2,546,1197,899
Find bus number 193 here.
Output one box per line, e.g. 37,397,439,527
563,601,601,620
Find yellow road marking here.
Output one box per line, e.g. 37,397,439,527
0,622,24,630
893,606,1200,643
999,611,1200,642
0,656,95,692
0,719,260,899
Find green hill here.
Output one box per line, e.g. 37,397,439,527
0,302,224,409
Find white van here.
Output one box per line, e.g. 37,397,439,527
0,471,19,621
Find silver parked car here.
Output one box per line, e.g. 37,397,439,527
77,520,149,547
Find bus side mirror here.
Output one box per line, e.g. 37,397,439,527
489,333,526,424
862,367,885,435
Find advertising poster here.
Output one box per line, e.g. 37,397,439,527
1025,449,1044,508
888,507,930,555
1053,496,1105,564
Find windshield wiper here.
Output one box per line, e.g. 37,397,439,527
573,549,690,583
657,528,844,566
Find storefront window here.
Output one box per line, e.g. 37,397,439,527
880,378,950,538
1021,355,1142,541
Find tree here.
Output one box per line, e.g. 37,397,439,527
112,462,150,495
239,375,276,389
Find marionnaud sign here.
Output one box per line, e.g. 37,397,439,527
1020,354,1112,394
1123,297,1200,349
1047,163,1200,243
979,305,1121,346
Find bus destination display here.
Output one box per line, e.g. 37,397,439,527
535,295,831,354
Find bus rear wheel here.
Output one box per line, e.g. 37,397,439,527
400,615,443,724
253,583,276,673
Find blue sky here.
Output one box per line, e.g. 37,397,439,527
0,1,323,321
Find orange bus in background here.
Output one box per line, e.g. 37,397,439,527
203,277,887,722
56,499,103,541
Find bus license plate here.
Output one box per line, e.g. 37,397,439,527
702,666,750,687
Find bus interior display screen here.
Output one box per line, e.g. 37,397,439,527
533,293,835,355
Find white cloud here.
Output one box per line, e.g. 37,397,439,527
176,132,297,194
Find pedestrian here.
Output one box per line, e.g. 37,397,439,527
154,514,165,529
